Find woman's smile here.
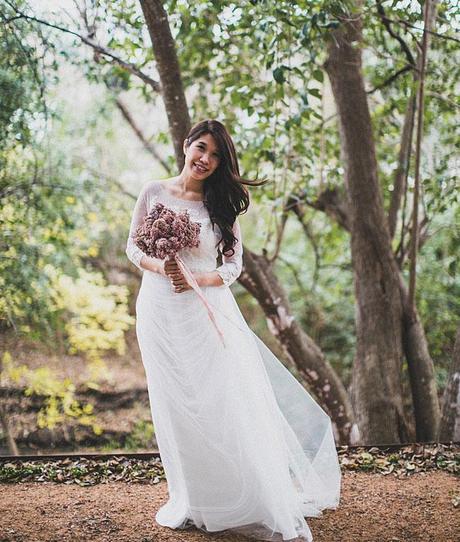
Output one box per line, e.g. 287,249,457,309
193,162,208,173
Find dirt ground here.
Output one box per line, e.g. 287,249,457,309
0,471,458,542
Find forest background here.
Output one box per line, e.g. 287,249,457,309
0,0,459,455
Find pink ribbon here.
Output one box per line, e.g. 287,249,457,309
173,254,226,347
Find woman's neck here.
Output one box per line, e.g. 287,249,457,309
164,176,204,201
173,173,204,197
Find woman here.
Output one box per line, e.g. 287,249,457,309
125,119,341,542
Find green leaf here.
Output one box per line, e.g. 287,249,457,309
273,66,285,84
307,87,322,99
312,69,324,83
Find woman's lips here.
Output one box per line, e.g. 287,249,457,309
193,162,208,173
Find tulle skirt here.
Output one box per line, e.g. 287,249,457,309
135,270,341,541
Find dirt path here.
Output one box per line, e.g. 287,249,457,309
1,471,458,542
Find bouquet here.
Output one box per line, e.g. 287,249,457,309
133,203,225,345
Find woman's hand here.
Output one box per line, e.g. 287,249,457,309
141,255,167,276
164,258,192,293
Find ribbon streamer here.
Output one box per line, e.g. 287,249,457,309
174,255,226,348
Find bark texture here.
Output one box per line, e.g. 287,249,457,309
296,185,440,441
139,0,191,167
0,355,19,455
439,325,460,442
395,0,441,441
388,95,415,240
0,403,18,455
240,249,357,445
398,273,441,440
324,11,410,443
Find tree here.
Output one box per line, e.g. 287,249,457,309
4,0,458,446
439,325,460,442
324,4,410,443
324,0,442,443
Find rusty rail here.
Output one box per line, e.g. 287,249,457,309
0,440,458,462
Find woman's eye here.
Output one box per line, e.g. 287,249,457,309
197,145,218,158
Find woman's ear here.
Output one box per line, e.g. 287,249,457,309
183,138,189,155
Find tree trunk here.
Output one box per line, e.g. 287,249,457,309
439,325,460,442
0,403,19,455
0,354,19,455
387,0,439,241
388,94,415,240
296,185,441,441
139,0,191,166
398,273,441,440
240,250,357,445
394,0,441,441
324,8,410,444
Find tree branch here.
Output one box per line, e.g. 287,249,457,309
366,64,413,94
376,13,460,45
376,0,416,66
4,2,161,92
286,188,351,232
388,0,439,241
70,2,170,175
114,96,172,175
388,94,416,239
285,196,322,287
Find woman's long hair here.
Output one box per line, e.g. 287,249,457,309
184,119,266,256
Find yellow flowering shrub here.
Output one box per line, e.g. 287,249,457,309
1,351,102,435
45,265,135,362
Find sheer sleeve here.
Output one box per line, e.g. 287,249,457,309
215,218,243,287
125,182,163,271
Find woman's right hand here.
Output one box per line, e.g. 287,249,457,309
164,257,192,293
157,258,168,276
143,256,167,276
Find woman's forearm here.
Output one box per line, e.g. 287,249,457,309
195,271,225,287
140,255,166,275
140,256,224,286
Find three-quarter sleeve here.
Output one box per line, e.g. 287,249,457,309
125,182,164,272
215,218,243,287
125,184,149,271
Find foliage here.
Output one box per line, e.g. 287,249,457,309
1,4,138,448
1,351,102,435
0,3,136,353
46,265,134,365
0,442,458,485
337,442,460,477
0,454,166,485
415,206,460,386
1,0,458,399
100,420,156,452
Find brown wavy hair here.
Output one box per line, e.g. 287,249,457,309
184,119,266,256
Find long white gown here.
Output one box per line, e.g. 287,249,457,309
125,180,341,542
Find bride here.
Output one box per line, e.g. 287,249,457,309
125,119,341,541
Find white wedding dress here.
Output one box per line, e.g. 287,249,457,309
125,180,341,542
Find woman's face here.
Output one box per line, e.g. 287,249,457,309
183,133,221,180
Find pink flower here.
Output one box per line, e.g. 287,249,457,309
133,203,201,260
133,202,225,344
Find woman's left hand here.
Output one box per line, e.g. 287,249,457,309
164,258,192,293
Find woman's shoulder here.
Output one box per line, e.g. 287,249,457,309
137,179,169,200
143,179,166,193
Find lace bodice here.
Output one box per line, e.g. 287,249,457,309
125,180,243,287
